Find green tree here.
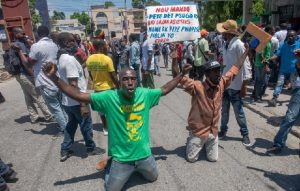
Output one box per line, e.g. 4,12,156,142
51,11,66,20
70,12,90,25
132,0,160,8
145,0,161,6
104,1,115,8
201,1,242,31
28,0,41,30
251,0,265,16
70,12,92,34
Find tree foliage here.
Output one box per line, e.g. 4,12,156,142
132,0,160,8
70,12,90,25
251,0,265,16
51,11,66,20
201,1,242,31
146,0,161,6
104,1,115,8
28,0,41,30
70,12,93,35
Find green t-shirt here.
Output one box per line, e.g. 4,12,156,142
90,87,162,162
195,38,209,67
255,42,271,67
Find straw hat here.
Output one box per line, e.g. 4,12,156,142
216,19,240,35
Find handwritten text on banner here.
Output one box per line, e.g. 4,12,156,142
146,5,200,43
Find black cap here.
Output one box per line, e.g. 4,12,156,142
204,61,224,71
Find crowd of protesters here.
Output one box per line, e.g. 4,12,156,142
1,18,300,191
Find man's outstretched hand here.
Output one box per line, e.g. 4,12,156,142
43,62,58,81
182,64,193,75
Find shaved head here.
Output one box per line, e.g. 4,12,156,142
119,67,136,79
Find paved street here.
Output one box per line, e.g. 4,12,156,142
0,61,299,191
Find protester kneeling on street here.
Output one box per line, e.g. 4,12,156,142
43,61,192,191
180,45,249,162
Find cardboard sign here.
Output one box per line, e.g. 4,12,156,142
146,5,200,43
240,22,272,53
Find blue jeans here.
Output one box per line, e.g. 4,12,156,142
105,155,158,191
154,55,160,75
132,64,141,87
274,88,300,148
40,87,68,131
220,89,249,136
0,159,9,187
273,72,296,98
61,105,95,153
254,66,266,99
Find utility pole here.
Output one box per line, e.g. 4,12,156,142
243,0,252,24
124,0,128,38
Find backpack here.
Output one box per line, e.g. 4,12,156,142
3,48,22,75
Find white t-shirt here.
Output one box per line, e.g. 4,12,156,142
270,36,279,57
274,30,287,45
222,37,249,90
142,41,154,71
58,54,87,106
29,37,58,90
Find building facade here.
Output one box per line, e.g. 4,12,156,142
51,19,86,36
90,5,146,39
267,0,300,29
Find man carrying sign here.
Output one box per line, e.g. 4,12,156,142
216,20,252,146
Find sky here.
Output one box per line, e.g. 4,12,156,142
47,0,196,18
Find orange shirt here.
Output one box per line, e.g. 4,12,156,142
180,66,239,138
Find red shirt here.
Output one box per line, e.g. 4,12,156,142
177,43,183,60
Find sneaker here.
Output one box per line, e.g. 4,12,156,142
31,117,41,124
45,115,55,122
103,128,108,136
266,146,282,156
53,130,64,138
268,97,277,107
242,135,251,146
218,131,227,140
87,147,106,156
60,150,73,162
0,184,9,191
2,169,17,182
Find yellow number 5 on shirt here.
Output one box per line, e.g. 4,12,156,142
126,113,143,142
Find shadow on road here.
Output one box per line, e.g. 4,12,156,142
53,171,104,186
246,138,299,156
219,135,242,142
247,166,300,191
152,146,186,159
24,123,60,136
266,116,300,127
14,115,31,124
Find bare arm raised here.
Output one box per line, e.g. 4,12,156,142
43,63,91,103
160,64,193,96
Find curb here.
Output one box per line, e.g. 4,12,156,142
244,103,300,139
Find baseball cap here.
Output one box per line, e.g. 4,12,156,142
204,61,225,71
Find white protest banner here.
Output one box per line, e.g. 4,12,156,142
146,5,200,43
